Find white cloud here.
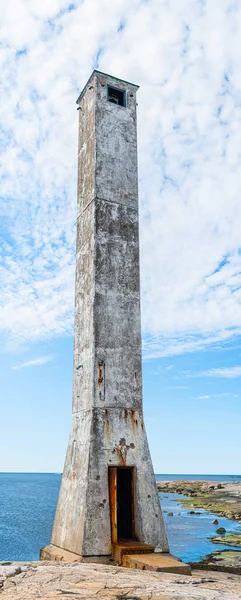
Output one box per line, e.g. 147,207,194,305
142,329,241,359
12,356,53,370
193,392,238,400
196,366,241,379
193,393,238,398
1,0,241,356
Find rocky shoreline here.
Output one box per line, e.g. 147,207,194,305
157,479,241,573
190,550,241,575
157,480,241,521
211,533,241,547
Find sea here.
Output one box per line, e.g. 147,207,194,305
0,473,240,563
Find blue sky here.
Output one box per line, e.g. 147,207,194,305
0,0,241,473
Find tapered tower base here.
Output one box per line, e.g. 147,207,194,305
42,408,169,558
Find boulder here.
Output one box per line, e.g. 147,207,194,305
216,527,226,534
188,510,201,515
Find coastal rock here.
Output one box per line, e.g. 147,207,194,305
0,564,27,579
188,510,201,515
1,561,241,599
156,480,241,522
211,533,241,547
167,511,173,516
191,549,241,575
212,519,218,525
216,527,226,534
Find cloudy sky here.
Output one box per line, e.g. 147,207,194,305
0,0,240,473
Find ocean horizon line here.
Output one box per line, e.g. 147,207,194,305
0,471,240,477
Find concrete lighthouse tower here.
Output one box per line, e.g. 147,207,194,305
41,70,170,563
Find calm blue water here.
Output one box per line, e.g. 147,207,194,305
160,492,241,563
0,473,61,561
0,473,240,562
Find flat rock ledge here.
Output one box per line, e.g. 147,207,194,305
1,561,241,599
157,480,241,521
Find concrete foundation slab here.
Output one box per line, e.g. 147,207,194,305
122,552,192,575
40,544,191,576
112,541,155,563
40,545,82,562
40,545,113,565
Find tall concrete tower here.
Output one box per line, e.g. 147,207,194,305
41,71,169,562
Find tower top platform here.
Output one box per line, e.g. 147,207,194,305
76,69,139,104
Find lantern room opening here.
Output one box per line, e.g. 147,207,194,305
107,85,126,107
109,467,135,542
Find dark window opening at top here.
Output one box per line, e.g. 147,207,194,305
107,85,126,107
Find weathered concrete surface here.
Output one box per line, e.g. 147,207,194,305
1,562,241,599
122,553,191,575
41,70,168,560
111,540,155,564
40,545,83,562
110,543,190,575
40,545,190,576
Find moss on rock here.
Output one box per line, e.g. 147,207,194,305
190,549,241,574
211,533,241,547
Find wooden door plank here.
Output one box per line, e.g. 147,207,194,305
109,467,118,543
131,467,135,539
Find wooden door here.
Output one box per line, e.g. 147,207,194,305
131,467,135,538
109,467,117,543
